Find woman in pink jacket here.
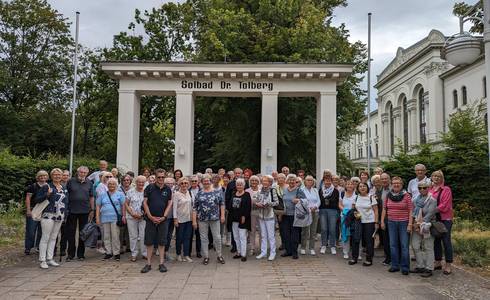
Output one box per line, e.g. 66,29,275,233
429,170,453,275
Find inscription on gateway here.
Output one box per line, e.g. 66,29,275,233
181,80,274,91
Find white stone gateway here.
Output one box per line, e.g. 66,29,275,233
101,62,352,179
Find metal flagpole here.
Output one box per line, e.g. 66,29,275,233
69,12,80,175
367,12,372,173
484,0,490,174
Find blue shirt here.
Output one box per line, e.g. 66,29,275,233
193,189,223,221
282,187,306,216
96,191,125,223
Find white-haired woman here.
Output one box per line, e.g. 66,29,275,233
95,171,113,201
300,175,320,255
281,174,307,259
256,175,279,261
229,178,252,261
25,170,49,255
246,175,261,255
96,178,126,261
275,173,287,250
173,177,193,262
37,168,68,269
125,175,147,261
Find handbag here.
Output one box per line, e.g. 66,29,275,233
431,187,448,238
107,191,124,227
273,188,285,215
31,200,49,221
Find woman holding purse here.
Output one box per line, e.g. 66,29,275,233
125,175,147,261
256,175,279,261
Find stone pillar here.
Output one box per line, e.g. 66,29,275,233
261,92,278,175
392,106,402,153
380,113,389,157
316,91,337,180
425,65,446,142
117,90,140,174
174,91,195,176
408,98,418,147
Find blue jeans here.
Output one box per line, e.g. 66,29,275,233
319,209,338,247
25,216,42,252
434,220,453,263
388,220,410,272
176,221,192,256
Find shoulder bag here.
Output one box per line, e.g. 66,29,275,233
107,191,124,227
430,188,448,238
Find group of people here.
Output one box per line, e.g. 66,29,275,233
24,161,454,277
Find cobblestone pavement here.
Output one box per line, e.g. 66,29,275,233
1,244,489,300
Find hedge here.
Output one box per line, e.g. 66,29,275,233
0,149,102,205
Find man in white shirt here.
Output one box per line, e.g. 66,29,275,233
407,164,431,199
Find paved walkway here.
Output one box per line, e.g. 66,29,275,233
0,244,489,300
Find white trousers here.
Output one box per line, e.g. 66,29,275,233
39,219,62,262
126,217,147,257
232,222,248,257
103,222,120,255
258,219,276,256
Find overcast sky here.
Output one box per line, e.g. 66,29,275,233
48,0,464,110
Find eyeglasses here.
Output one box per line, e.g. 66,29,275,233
105,176,113,178
180,182,189,185
157,176,165,179
191,180,198,182
418,187,428,190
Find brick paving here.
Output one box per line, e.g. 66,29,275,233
1,243,489,300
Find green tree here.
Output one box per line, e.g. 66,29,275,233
453,1,483,34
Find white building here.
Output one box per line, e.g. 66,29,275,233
344,29,488,169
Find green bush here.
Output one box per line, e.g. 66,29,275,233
0,201,24,247
453,229,490,267
0,149,102,205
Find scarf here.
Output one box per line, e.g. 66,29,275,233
260,186,272,205
322,184,334,198
413,194,427,218
387,190,406,202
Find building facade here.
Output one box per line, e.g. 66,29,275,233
344,29,488,169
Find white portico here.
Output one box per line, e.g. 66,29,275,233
101,62,352,179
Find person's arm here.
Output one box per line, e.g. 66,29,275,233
406,194,413,233
25,186,33,216
423,197,438,223
172,194,179,225
120,195,127,223
192,194,198,229
436,187,453,215
372,197,379,229
163,197,173,221
143,197,156,224
95,204,101,225
380,202,387,229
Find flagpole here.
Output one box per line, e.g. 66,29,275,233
69,12,80,175
367,12,372,174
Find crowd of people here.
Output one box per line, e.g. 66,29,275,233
24,161,454,276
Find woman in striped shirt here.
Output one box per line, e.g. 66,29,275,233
381,176,413,275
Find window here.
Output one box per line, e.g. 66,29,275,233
462,86,467,105
419,88,427,144
389,103,394,155
375,143,379,158
375,124,378,137
402,96,408,152
453,90,458,109
484,77,487,98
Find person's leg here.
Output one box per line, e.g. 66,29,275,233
25,216,36,253
319,210,328,247
157,221,169,264
398,221,410,272
250,215,257,252
34,220,42,250
239,228,248,257
210,220,222,257
291,226,301,257
65,214,77,258
77,214,89,258
411,232,424,269
139,220,147,257
127,217,138,257
309,212,319,251
442,220,453,264
301,225,309,250
266,219,276,256
351,238,360,262
47,221,62,261
103,223,112,255
165,218,175,253
39,219,53,262
363,223,375,262
388,221,400,270
327,209,338,249
199,221,210,258
281,216,292,255
383,222,391,263
183,222,192,257
258,219,267,256
144,220,155,265
425,235,435,271
343,240,350,256
232,222,241,255
195,228,202,255
175,222,183,256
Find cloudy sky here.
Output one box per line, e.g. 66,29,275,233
48,0,463,110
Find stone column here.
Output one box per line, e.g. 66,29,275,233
261,92,278,175
117,90,140,174
380,113,389,157
174,91,195,176
316,91,337,180
408,98,418,147
392,106,402,153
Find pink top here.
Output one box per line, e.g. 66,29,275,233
429,185,453,221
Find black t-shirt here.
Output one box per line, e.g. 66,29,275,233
25,183,43,206
229,191,251,230
318,185,340,210
144,183,172,217
67,177,94,214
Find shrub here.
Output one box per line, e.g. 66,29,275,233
0,149,102,205
453,229,490,267
0,201,24,247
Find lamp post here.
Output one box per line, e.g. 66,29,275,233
442,1,490,173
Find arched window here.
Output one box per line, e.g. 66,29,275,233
462,86,467,105
453,90,458,108
418,88,427,144
389,103,394,155
402,96,408,152
484,77,487,98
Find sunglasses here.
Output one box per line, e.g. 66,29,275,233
191,180,198,182
157,176,165,179
418,187,428,190
180,182,189,185
105,176,113,178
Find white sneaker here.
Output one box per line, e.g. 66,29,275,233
320,246,327,254
300,249,306,255
221,237,226,245
256,253,266,260
310,250,316,256
155,249,160,256
96,247,106,254
177,255,183,262
40,261,49,269
331,247,337,255
343,253,349,259
268,253,276,261
184,256,193,263
358,256,362,261
47,260,59,267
